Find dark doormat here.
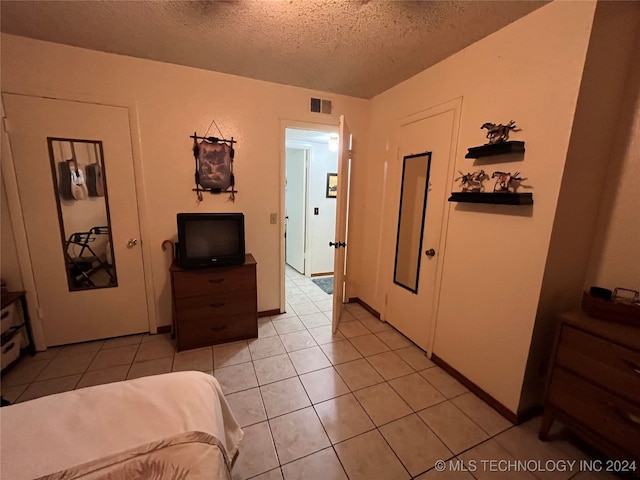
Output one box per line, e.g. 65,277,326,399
312,276,333,295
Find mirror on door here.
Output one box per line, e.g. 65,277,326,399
47,138,117,291
393,152,432,293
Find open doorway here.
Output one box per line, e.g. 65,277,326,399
284,127,339,314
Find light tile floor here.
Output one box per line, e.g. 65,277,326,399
0,266,620,480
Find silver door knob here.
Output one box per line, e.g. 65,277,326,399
127,238,139,248
425,248,436,258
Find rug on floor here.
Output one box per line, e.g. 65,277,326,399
312,276,333,294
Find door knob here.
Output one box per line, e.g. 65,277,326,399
127,238,139,248
425,248,436,258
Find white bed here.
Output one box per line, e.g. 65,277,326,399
0,371,243,480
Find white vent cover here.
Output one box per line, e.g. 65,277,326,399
310,98,332,114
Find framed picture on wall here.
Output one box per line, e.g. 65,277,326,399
326,173,338,198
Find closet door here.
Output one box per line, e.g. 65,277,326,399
383,100,460,351
3,94,149,346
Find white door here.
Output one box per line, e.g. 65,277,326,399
384,103,459,351
332,116,352,333
3,93,149,346
285,147,307,274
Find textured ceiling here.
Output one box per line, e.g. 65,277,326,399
0,0,546,99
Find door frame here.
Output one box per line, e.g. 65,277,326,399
377,97,463,354
279,119,339,314
1,86,157,349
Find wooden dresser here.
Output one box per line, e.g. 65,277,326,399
539,310,640,462
170,254,258,351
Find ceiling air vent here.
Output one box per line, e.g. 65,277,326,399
310,98,332,114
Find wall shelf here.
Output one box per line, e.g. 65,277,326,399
448,192,533,205
465,141,525,159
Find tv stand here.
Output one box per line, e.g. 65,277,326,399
170,254,258,351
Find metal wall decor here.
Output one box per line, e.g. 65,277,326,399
455,170,489,192
191,132,237,201
450,120,533,205
480,120,519,145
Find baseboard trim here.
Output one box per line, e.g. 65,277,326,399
157,325,171,334
517,404,544,424
430,353,519,425
348,297,380,319
258,309,280,318
311,272,333,277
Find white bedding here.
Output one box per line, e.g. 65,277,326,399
0,371,243,480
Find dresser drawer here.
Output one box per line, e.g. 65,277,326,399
177,313,257,350
175,290,257,322
172,264,256,299
556,325,640,404
1,302,18,335
548,368,640,459
1,334,21,370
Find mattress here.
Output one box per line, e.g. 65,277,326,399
0,371,243,480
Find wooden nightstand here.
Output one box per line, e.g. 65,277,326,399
539,310,640,462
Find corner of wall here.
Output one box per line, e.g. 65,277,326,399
1,133,24,291
519,1,640,414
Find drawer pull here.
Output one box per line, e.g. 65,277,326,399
622,359,640,375
608,402,640,427
2,341,15,354
210,325,227,332
208,279,224,284
209,302,225,308
1,311,9,320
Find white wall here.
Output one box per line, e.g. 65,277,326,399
307,142,338,275
349,1,598,413
0,33,369,329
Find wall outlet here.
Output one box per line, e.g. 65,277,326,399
270,213,277,224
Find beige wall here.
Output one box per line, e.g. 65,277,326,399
350,1,598,413
521,1,640,413
0,33,369,329
584,19,640,294
1,176,23,291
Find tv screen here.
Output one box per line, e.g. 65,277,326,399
177,213,245,269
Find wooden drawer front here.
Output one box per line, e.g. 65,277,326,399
1,334,21,370
556,326,640,404
1,303,18,335
176,291,256,322
173,265,256,298
177,314,257,350
548,368,640,458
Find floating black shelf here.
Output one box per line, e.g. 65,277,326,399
448,192,533,205
465,141,525,159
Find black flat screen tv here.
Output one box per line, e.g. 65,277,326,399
177,213,245,269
